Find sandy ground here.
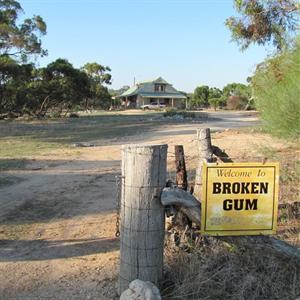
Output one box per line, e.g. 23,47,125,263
0,111,296,299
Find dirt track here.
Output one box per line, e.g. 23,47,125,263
1,111,294,299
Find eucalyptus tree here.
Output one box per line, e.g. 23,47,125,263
0,0,47,62
82,62,112,110
226,0,299,51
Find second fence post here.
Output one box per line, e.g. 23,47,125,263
118,144,168,294
194,128,214,200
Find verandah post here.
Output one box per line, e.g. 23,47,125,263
118,144,168,294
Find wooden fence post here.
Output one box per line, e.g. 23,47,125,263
174,145,191,227
175,145,188,191
118,144,168,295
194,128,214,201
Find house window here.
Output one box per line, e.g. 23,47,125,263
155,84,165,92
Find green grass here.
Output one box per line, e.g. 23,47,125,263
0,139,59,157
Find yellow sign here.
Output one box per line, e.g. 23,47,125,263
201,162,279,236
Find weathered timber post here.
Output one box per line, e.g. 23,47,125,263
118,144,168,295
174,145,190,227
194,128,214,201
175,145,188,191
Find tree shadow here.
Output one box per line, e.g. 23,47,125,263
0,237,119,262
0,158,121,225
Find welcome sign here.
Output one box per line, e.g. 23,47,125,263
201,162,279,236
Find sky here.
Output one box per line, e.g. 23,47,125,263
20,0,271,92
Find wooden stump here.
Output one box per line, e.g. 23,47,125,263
194,128,214,200
118,144,168,294
175,145,188,191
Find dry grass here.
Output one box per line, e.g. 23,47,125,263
162,133,300,300
163,234,300,300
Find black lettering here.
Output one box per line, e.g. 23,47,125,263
245,199,258,210
241,182,250,194
232,183,240,194
213,182,222,194
260,182,269,194
223,182,231,194
251,182,260,193
234,199,244,210
223,199,232,210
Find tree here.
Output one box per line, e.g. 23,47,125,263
82,62,112,109
208,87,222,99
83,62,112,85
109,85,130,97
42,59,90,115
226,0,299,51
0,0,47,61
222,82,250,98
0,55,34,116
207,87,224,110
209,98,221,111
222,83,251,110
0,1,48,117
192,85,209,107
251,36,300,137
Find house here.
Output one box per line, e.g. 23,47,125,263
117,77,187,109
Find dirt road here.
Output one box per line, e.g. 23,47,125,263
1,111,293,299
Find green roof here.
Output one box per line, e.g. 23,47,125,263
152,77,169,85
118,85,139,97
117,77,186,98
138,77,169,85
140,93,186,99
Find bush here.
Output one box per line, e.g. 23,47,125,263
208,98,221,110
252,37,300,138
226,95,249,110
69,112,80,118
163,109,196,118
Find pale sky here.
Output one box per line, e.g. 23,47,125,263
20,0,271,92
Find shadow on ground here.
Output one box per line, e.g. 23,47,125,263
0,159,120,225
0,237,119,261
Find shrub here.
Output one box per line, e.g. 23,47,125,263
226,95,249,110
208,98,221,110
252,37,300,138
163,109,196,119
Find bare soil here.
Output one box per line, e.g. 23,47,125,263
0,111,298,299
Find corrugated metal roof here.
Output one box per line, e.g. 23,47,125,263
140,93,186,99
117,77,185,98
118,85,139,97
152,77,169,85
139,77,168,85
